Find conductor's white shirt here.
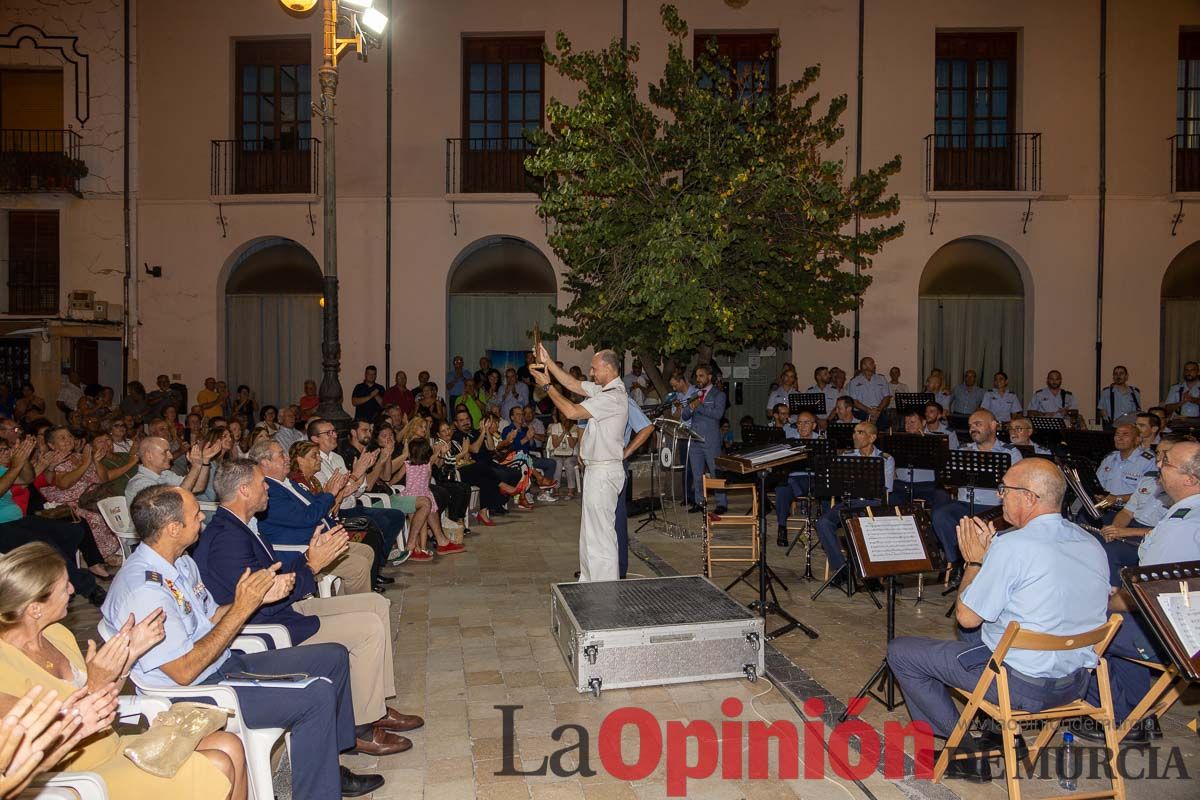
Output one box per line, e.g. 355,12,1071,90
579,379,629,464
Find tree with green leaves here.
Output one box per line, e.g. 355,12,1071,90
526,3,903,392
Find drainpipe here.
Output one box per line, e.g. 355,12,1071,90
1094,0,1107,418
121,0,131,387
384,0,393,378
852,0,864,367
621,0,627,48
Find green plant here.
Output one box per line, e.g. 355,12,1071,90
527,3,903,389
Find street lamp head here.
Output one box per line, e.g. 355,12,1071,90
279,0,318,13
360,6,388,35
340,0,373,9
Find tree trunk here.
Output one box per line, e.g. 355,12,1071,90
638,351,671,398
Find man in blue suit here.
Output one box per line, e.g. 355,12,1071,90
683,365,728,515
193,458,423,755
249,439,380,594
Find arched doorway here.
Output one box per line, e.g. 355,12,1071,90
1161,241,1200,397
446,236,557,368
919,238,1027,400
224,237,322,408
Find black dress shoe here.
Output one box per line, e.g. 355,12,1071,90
86,587,107,607
573,571,581,579
973,729,1028,759
374,575,395,584
1064,716,1150,747
714,505,728,515
938,752,992,783
340,766,385,797
687,505,704,514
776,527,789,547
947,563,964,588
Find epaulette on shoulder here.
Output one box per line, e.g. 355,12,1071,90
1141,450,1155,460
145,571,163,585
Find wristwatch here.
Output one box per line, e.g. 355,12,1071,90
964,560,983,568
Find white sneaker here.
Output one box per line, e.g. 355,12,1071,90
537,492,557,503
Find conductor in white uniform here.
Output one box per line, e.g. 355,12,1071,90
531,344,629,581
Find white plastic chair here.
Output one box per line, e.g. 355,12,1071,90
96,496,139,559
359,492,411,550
98,620,292,800
19,696,173,799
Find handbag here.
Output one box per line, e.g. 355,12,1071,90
78,479,122,512
122,702,231,778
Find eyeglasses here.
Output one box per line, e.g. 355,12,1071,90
997,483,1039,499
315,429,337,437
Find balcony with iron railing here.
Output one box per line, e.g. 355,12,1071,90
210,138,320,197
5,259,59,315
445,137,543,195
1169,134,1200,194
0,130,86,196
923,131,1042,194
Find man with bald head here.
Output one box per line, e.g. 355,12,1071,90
889,459,1109,780
931,409,1023,585
124,435,220,503
531,344,629,581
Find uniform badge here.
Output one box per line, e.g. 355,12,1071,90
193,581,208,601
163,578,189,612
144,571,162,584
1141,451,1154,460
1170,508,1192,519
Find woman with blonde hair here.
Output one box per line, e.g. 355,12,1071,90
0,542,246,799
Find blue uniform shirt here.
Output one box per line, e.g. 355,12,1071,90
847,374,891,409
1166,380,1200,418
961,513,1110,678
623,398,652,447
102,544,227,689
1029,388,1078,416
1098,385,1141,422
1138,494,1200,565
954,441,1023,505
1096,448,1155,495
950,384,985,415
980,390,1023,423
1124,473,1172,527
805,384,841,418
845,445,895,493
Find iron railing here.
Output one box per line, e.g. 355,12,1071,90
1169,134,1200,193
445,137,542,194
0,129,85,195
5,258,59,315
924,131,1042,192
210,137,319,196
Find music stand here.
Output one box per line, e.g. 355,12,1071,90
893,392,934,418
715,447,820,641
839,504,939,717
826,421,857,450
1028,415,1067,449
810,456,886,606
785,440,836,579
1063,430,1115,463
1122,561,1200,681
788,392,827,417
938,449,1011,616
741,425,785,447
881,433,949,504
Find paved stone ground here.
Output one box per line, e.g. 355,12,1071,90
60,488,1199,799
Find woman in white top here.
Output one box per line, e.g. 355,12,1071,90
546,408,581,499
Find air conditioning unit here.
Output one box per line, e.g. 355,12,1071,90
68,290,96,314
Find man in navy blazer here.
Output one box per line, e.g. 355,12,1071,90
249,439,378,594
193,458,424,754
682,364,728,514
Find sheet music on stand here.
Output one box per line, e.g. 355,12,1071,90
1122,560,1200,681
893,393,934,416
788,392,827,417
739,442,809,467
858,516,928,564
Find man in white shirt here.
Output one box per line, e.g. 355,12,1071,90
887,366,909,396
805,366,840,422
531,345,628,581
847,357,892,428
622,360,650,405
125,436,218,503
498,368,530,421
1028,370,1079,425
55,370,84,418
1164,360,1200,419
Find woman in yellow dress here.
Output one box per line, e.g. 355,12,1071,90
0,542,246,799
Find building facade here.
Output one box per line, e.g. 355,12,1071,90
1,0,1198,421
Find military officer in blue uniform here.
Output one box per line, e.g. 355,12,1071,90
805,366,841,423
813,421,894,586
893,410,951,507
890,459,1110,781
847,357,893,428
1164,361,1200,419
769,403,800,439
775,411,822,546
923,401,960,449
1028,370,1079,425
1005,416,1052,455
1095,424,1156,505
931,410,1023,582
1073,439,1200,745
102,485,384,799
980,371,1023,423
950,370,985,417
1098,365,1141,427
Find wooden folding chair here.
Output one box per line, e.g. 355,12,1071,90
702,476,758,577
1113,659,1183,744
934,614,1126,800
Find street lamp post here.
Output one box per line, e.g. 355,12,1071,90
280,0,387,428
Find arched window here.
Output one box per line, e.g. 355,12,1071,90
1161,241,1200,397
919,237,1026,400
224,237,322,408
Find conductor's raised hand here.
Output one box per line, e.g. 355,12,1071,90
529,364,551,387
535,343,553,367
